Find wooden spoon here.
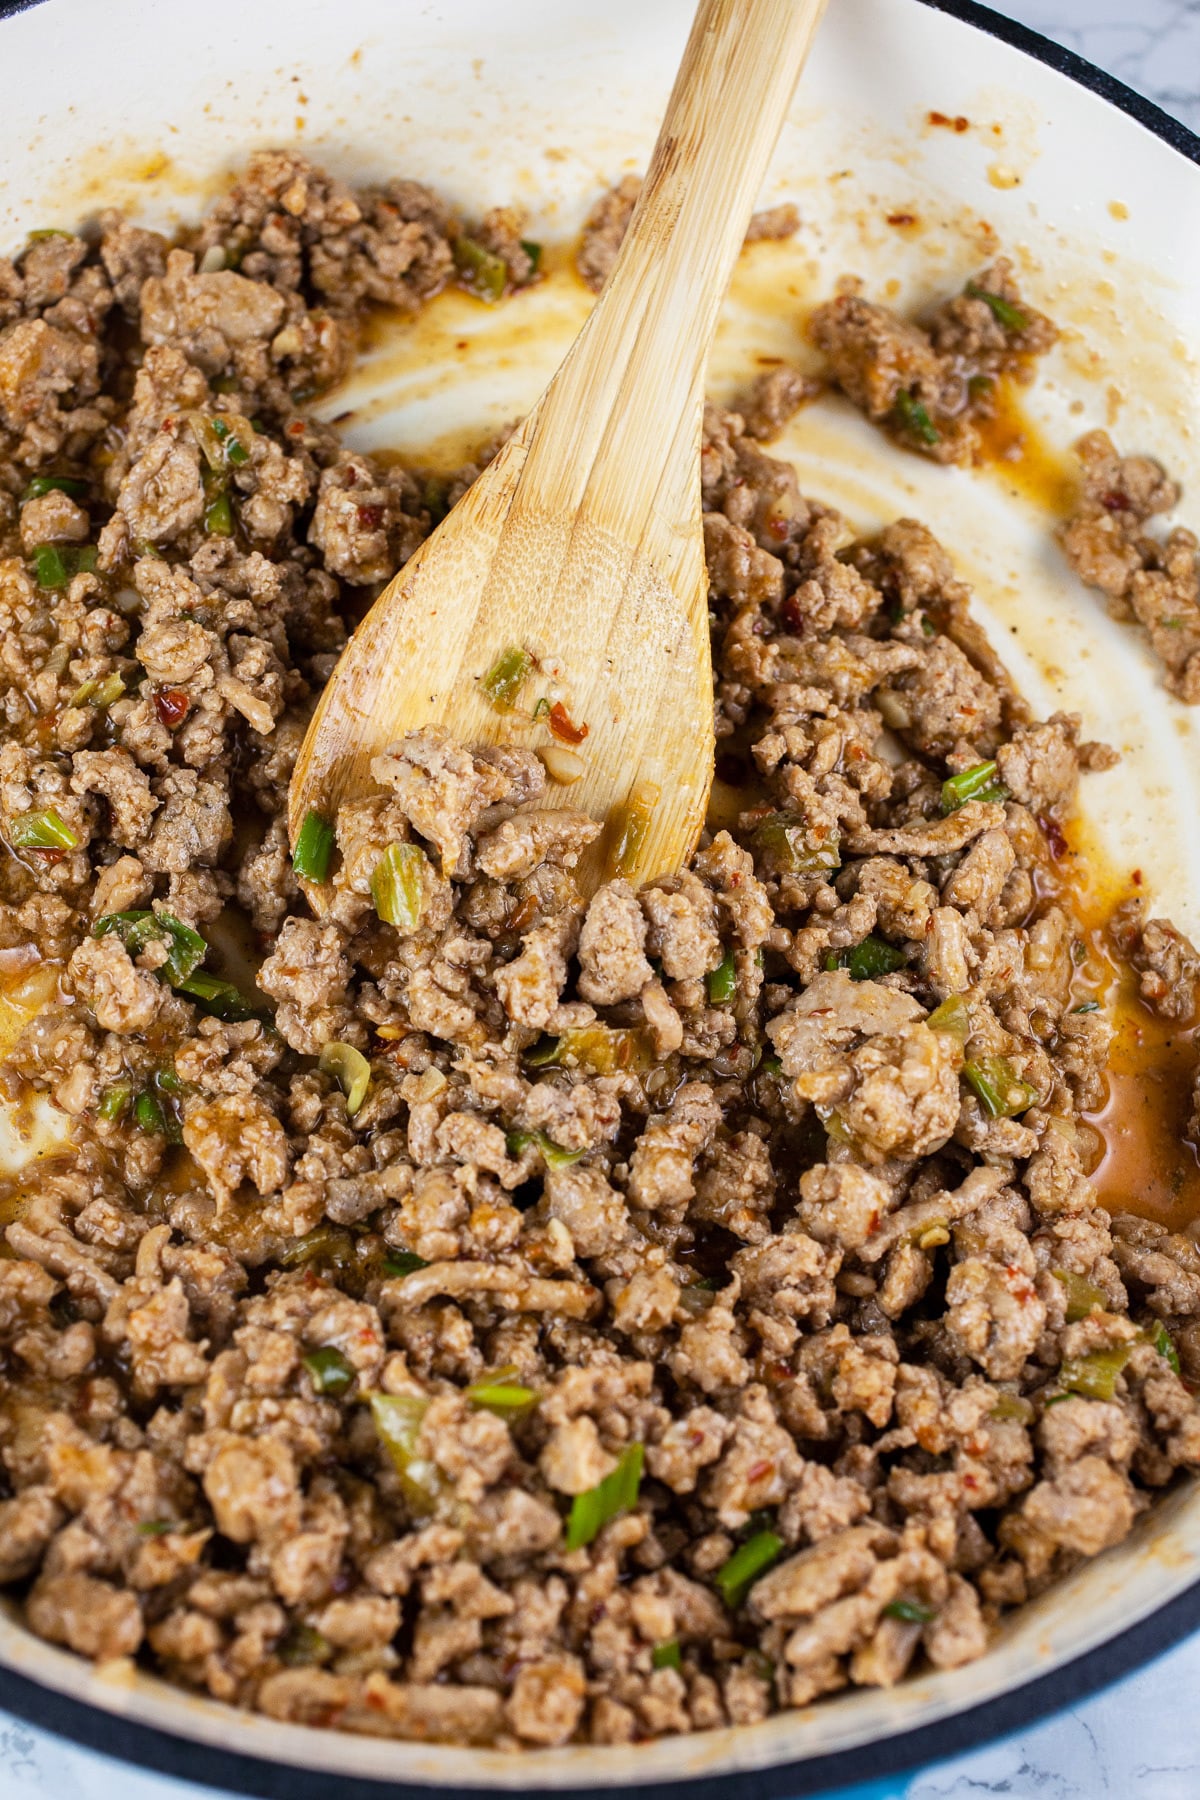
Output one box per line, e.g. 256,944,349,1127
289,0,828,899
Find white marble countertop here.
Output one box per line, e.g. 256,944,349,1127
3,3,1198,1799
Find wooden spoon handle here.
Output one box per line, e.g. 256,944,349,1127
515,0,828,540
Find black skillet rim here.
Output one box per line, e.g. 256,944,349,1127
0,0,1198,1792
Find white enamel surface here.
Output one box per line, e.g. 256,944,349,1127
2,0,1200,1786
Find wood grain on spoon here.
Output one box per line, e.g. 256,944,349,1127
289,0,828,901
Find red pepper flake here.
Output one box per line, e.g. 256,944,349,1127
962,1472,981,1492
153,686,189,729
1039,814,1068,860
746,1459,774,1483
1101,489,1131,512
356,503,385,531
928,110,970,132
1132,868,1144,886
763,513,790,542
886,211,918,227
548,701,588,745
31,847,65,865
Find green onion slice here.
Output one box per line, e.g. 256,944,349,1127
93,909,206,986
941,760,1009,814
651,1639,682,1671
611,780,661,880
31,544,97,589
9,808,78,851
466,1366,539,1414
926,993,970,1039
97,1083,132,1123
884,1598,936,1625
303,1346,356,1396
1052,1268,1107,1324
176,970,260,1021
706,950,737,1005
319,1041,371,1116
382,1250,428,1278
565,1443,644,1551
965,281,1029,333
892,388,940,446
505,1127,585,1170
479,644,533,712
1153,1323,1182,1374
369,1392,442,1513
1060,1343,1134,1402
453,234,508,302
371,842,426,931
292,810,334,884
963,1055,1038,1120
715,1529,784,1608
22,475,87,501
751,813,841,876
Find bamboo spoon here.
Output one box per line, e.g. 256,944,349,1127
289,0,828,900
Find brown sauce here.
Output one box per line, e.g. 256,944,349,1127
1044,818,1200,1231
973,375,1079,518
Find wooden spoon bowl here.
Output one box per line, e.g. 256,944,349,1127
289,0,828,899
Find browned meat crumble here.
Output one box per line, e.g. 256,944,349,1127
809,259,1058,463
1060,429,1200,702
577,175,800,294
1,154,1200,1752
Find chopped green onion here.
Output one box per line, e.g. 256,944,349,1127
383,1250,428,1278
611,780,661,880
319,1041,371,1117
532,696,552,720
525,1024,654,1076
369,1392,442,1512
505,1127,585,1170
26,227,72,242
1052,1268,1107,1323
757,1052,783,1079
176,970,260,1021
892,388,940,446
371,841,427,931
827,935,907,981
204,490,234,536
9,808,78,851
927,993,970,1039
519,239,543,272
276,1623,332,1668
31,544,97,589
70,672,126,709
1060,1343,1134,1402
453,234,508,302
303,1346,356,1396
988,1393,1034,1424
941,760,1009,814
964,1055,1038,1119
133,1090,170,1137
1153,1323,1181,1375
479,644,533,712
965,281,1029,333
714,1529,784,1608
93,909,206,986
208,415,250,465
651,1640,682,1672
97,1083,132,1123
279,1225,355,1270
136,1519,175,1537
565,1443,644,1551
751,813,841,876
884,1598,936,1625
22,475,87,502
466,1367,539,1414
291,810,334,884
706,951,737,1005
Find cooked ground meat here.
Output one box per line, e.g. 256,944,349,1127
1060,429,1200,701
1,152,1199,1754
810,259,1057,463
